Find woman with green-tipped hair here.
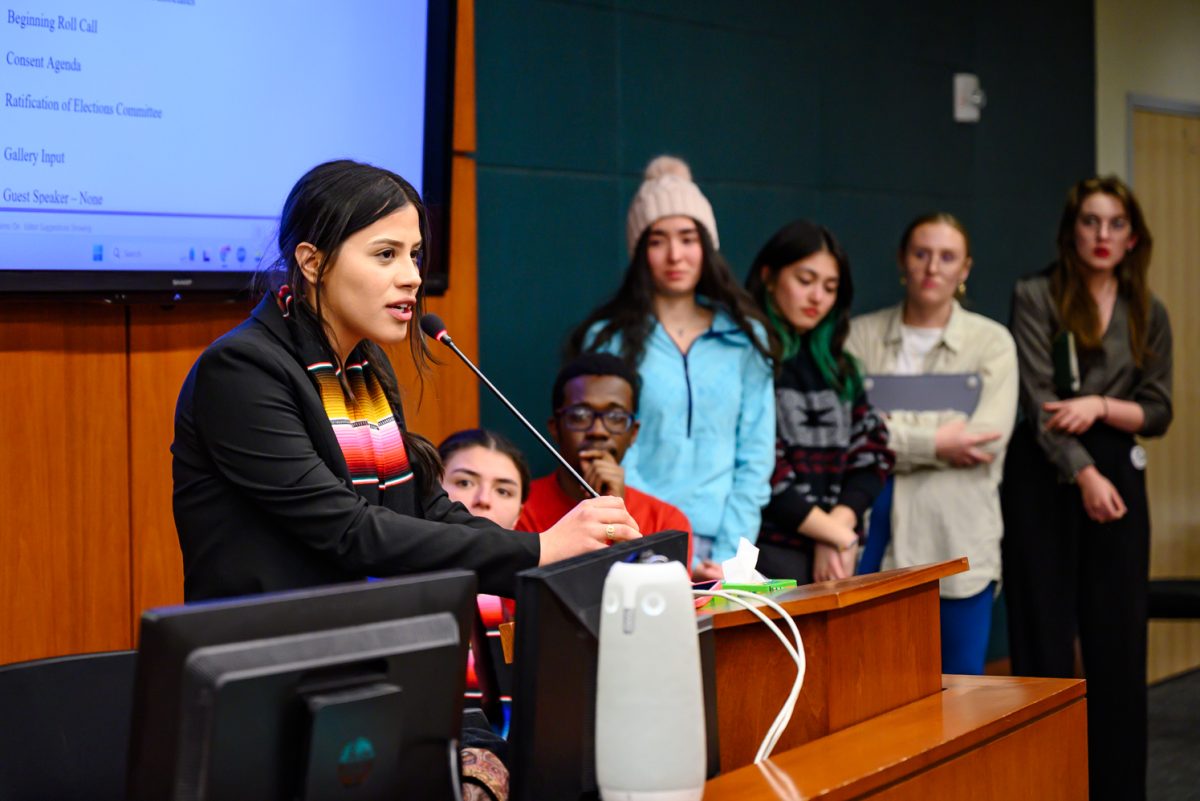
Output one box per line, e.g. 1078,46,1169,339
745,219,894,584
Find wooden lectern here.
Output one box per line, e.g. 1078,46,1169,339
702,559,1088,799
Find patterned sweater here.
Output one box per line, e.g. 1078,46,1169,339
759,346,893,552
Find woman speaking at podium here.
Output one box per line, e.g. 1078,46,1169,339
172,160,638,603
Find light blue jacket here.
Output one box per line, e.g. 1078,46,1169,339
588,307,775,562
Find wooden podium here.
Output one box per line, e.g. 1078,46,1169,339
702,559,1088,799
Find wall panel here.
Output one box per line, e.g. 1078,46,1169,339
474,0,1097,475
0,304,131,663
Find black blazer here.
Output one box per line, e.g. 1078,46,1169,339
172,297,539,602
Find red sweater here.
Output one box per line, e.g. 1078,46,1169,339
516,474,694,567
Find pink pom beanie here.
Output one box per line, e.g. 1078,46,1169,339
625,155,719,256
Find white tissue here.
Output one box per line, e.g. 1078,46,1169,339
721,537,770,584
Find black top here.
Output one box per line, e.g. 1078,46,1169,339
760,346,893,552
1009,268,1173,481
172,296,540,602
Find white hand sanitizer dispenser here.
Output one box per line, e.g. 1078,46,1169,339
595,560,706,801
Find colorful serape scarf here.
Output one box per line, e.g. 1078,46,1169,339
277,284,416,509
306,358,413,493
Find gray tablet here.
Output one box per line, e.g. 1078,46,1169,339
863,372,982,415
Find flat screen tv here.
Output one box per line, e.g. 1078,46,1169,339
0,0,454,300
125,571,476,801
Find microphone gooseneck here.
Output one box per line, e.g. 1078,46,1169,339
420,314,600,499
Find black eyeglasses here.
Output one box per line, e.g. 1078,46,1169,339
556,404,635,434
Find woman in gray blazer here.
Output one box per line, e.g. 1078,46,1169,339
1002,176,1172,801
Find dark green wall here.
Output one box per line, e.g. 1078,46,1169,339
472,0,1095,474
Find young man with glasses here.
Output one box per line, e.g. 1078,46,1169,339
516,353,693,564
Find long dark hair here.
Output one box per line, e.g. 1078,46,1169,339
259,159,442,492
1052,176,1154,366
565,223,775,365
745,219,860,400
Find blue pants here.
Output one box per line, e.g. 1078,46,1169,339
939,583,995,675
857,477,891,574
860,477,994,675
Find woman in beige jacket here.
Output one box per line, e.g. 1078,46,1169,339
846,213,1017,675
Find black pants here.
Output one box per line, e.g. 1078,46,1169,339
755,539,814,585
1001,421,1149,801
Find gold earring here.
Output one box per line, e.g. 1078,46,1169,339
956,282,967,298
899,275,907,286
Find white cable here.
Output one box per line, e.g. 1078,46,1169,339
723,590,805,761
743,592,805,761
693,589,802,762
693,589,806,763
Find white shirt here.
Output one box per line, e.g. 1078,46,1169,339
896,324,944,375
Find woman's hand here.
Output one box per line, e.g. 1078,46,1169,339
1044,396,1105,435
1075,465,1127,523
828,504,857,531
934,419,1002,467
799,507,860,551
692,560,724,581
813,543,847,582
826,506,860,576
837,541,859,579
538,496,640,566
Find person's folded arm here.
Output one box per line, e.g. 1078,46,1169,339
763,437,818,535
882,414,942,473
964,324,1020,454
1009,279,1094,480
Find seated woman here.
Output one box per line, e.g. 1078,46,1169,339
172,159,640,604
439,428,530,532
439,427,531,625
846,213,1018,675
438,428,531,715
745,219,892,583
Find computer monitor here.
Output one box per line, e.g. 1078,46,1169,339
507,531,719,801
126,571,477,801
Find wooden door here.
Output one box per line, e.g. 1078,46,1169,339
1131,105,1200,683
